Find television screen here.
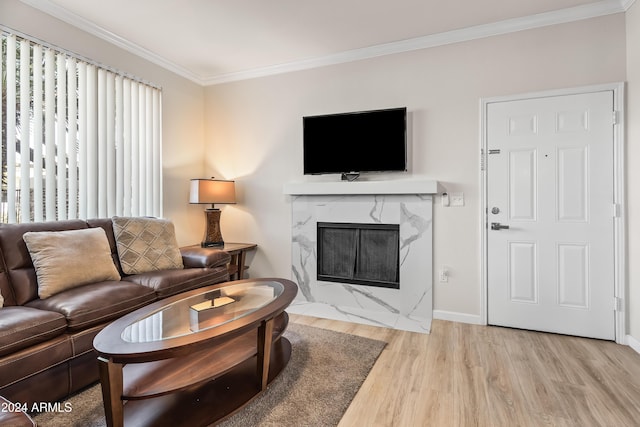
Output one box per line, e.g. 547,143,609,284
303,107,407,176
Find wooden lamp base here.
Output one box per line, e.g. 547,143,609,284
201,208,224,247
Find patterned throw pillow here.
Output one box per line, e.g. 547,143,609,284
112,217,184,275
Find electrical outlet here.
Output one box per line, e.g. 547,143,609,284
439,267,449,283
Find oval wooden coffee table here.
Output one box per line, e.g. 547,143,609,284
93,278,297,427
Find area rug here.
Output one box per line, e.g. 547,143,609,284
32,323,386,427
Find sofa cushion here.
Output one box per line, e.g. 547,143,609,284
125,266,230,298
23,228,121,299
112,217,184,275
26,280,156,331
0,307,67,357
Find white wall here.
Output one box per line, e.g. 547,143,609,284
626,1,640,343
204,15,627,317
1,0,206,245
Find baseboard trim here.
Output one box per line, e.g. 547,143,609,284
433,310,483,325
627,334,640,355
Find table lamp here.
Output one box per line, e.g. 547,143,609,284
189,178,236,247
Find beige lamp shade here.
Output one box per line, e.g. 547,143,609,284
189,179,236,205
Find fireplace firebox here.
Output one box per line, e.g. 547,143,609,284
317,222,400,289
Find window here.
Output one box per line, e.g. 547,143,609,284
1,29,162,223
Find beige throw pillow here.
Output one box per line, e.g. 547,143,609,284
23,228,121,299
112,217,184,275
0,289,4,308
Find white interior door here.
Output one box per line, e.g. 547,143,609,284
487,90,615,340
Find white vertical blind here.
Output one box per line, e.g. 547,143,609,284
130,81,140,216
44,48,56,221
6,35,17,223
138,85,146,216
32,45,44,222
153,91,162,215
1,30,163,223
115,75,124,216
140,86,153,211
67,58,78,219
56,53,67,220
77,62,88,220
86,64,98,219
122,79,132,215
19,40,30,222
97,68,107,218
106,72,116,218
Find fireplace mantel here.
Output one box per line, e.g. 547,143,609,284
283,178,438,196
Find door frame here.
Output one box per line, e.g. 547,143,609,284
479,82,626,344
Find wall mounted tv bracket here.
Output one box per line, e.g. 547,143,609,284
341,172,360,181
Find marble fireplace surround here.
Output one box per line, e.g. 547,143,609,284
283,179,438,333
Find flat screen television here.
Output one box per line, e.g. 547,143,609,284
303,107,407,179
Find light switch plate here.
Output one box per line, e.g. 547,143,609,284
450,192,464,207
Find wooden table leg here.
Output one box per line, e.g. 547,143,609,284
98,356,124,427
237,252,247,280
257,318,274,390
229,254,239,280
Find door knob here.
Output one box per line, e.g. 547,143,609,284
491,222,510,230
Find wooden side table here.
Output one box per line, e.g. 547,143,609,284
220,242,257,280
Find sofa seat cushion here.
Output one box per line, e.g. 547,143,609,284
0,307,67,357
26,281,156,331
125,266,230,298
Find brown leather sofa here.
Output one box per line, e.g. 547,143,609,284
0,218,231,408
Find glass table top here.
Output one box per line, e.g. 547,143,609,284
121,280,284,343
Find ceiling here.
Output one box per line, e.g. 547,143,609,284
21,0,632,85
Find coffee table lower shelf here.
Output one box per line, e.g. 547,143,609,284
120,337,291,427
121,312,289,399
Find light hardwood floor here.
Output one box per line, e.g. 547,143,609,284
289,314,640,427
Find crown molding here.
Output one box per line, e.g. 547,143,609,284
22,0,628,87
204,0,626,85
19,0,206,85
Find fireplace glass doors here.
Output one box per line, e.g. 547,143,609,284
317,222,400,289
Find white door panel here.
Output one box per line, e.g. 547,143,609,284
487,91,615,340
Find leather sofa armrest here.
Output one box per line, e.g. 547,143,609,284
0,396,36,427
180,246,231,269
